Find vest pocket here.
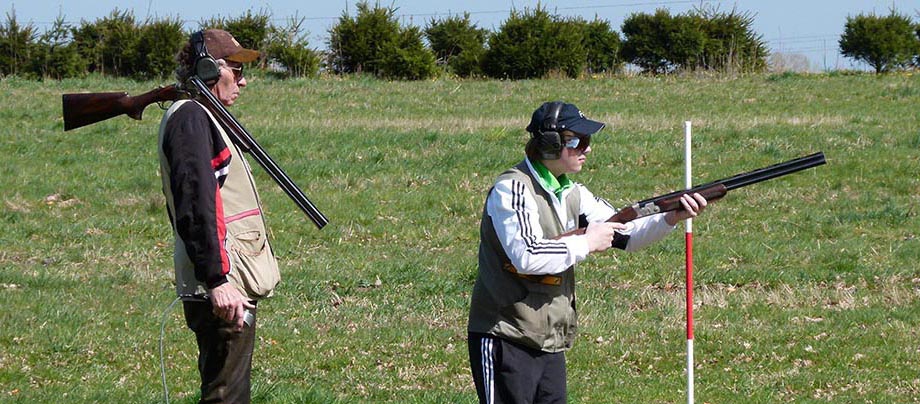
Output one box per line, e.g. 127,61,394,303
233,230,266,255
226,218,280,299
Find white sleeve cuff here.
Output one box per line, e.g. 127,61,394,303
564,234,591,263
624,213,676,252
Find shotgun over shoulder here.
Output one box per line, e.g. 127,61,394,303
62,85,181,131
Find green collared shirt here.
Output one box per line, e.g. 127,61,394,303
530,159,574,201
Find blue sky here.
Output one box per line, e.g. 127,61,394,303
8,0,920,71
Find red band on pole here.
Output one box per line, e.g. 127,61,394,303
686,231,694,340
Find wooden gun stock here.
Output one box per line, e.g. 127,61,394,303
557,152,826,238
62,85,180,131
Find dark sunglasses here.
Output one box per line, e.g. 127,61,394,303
224,64,244,81
563,135,590,152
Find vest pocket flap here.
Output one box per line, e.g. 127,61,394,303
225,213,268,255
230,230,267,255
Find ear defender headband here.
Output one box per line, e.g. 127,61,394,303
535,101,565,160
191,31,221,83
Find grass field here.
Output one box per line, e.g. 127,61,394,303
1,71,919,403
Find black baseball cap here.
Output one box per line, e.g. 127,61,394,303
526,101,606,136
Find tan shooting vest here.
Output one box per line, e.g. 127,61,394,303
158,100,280,300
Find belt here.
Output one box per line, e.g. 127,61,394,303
502,261,562,286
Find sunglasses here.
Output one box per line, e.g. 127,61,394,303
563,135,590,152
224,64,244,81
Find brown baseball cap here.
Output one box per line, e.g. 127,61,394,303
203,29,260,63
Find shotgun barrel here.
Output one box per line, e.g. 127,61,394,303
613,151,826,224
556,152,827,237
635,151,827,211
188,77,329,229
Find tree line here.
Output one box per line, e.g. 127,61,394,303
1,2,918,81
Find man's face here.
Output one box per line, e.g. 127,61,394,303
211,60,247,106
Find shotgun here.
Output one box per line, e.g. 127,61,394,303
561,152,826,237
62,85,182,131
61,82,329,229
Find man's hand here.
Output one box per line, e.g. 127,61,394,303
665,193,708,225
585,221,628,253
209,282,255,331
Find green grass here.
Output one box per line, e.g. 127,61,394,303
1,71,918,402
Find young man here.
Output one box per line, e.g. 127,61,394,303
157,29,277,404
467,101,708,403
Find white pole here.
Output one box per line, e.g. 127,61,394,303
685,121,694,404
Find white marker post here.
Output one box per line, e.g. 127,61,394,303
684,121,694,404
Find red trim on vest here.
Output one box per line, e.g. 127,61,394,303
225,208,261,224
215,186,230,277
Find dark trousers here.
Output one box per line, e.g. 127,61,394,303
183,301,257,404
468,332,567,404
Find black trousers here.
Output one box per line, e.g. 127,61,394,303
183,301,257,404
468,332,567,404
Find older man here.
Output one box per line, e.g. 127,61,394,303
158,29,277,404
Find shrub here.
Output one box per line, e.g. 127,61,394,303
379,25,437,80
554,18,590,78
328,1,400,75
265,16,320,78
621,7,767,74
692,6,768,73
839,10,920,73
133,17,185,80
669,15,708,69
483,6,586,79
221,11,270,59
31,16,86,79
328,1,436,80
582,18,622,74
425,13,488,77
916,23,920,66
0,9,37,77
621,9,704,74
71,9,140,76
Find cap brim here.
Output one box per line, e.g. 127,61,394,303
567,118,606,136
225,49,261,63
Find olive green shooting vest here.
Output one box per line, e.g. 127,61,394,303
468,161,582,353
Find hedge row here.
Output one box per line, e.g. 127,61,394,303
2,3,918,80
0,9,320,80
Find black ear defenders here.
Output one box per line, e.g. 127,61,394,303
191,31,221,83
534,101,565,160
